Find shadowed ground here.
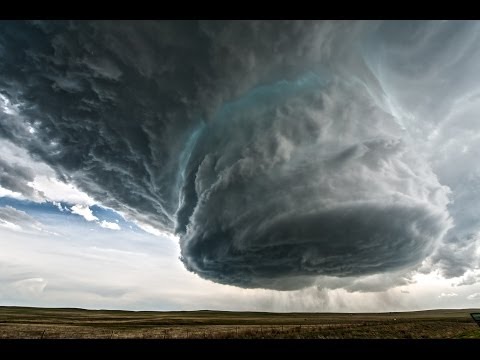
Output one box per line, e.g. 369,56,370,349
0,306,479,339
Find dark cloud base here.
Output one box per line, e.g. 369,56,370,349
181,204,445,290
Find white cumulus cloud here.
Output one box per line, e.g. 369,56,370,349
70,204,99,222
99,220,120,231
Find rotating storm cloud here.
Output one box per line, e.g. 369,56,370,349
0,21,479,298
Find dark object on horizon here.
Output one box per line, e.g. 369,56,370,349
470,313,480,327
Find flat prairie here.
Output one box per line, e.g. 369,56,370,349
0,306,479,339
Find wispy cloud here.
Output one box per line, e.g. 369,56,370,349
438,292,458,298
467,293,480,300
0,206,44,234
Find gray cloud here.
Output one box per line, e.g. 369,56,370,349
0,205,44,233
0,20,476,290
432,234,480,279
0,137,33,196
456,272,480,287
0,156,36,197
363,20,480,279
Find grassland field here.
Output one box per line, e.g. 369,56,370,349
0,306,479,339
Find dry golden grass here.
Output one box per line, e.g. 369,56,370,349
0,307,479,339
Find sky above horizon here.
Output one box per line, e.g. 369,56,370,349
0,20,479,312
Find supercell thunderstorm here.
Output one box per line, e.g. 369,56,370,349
0,21,479,290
